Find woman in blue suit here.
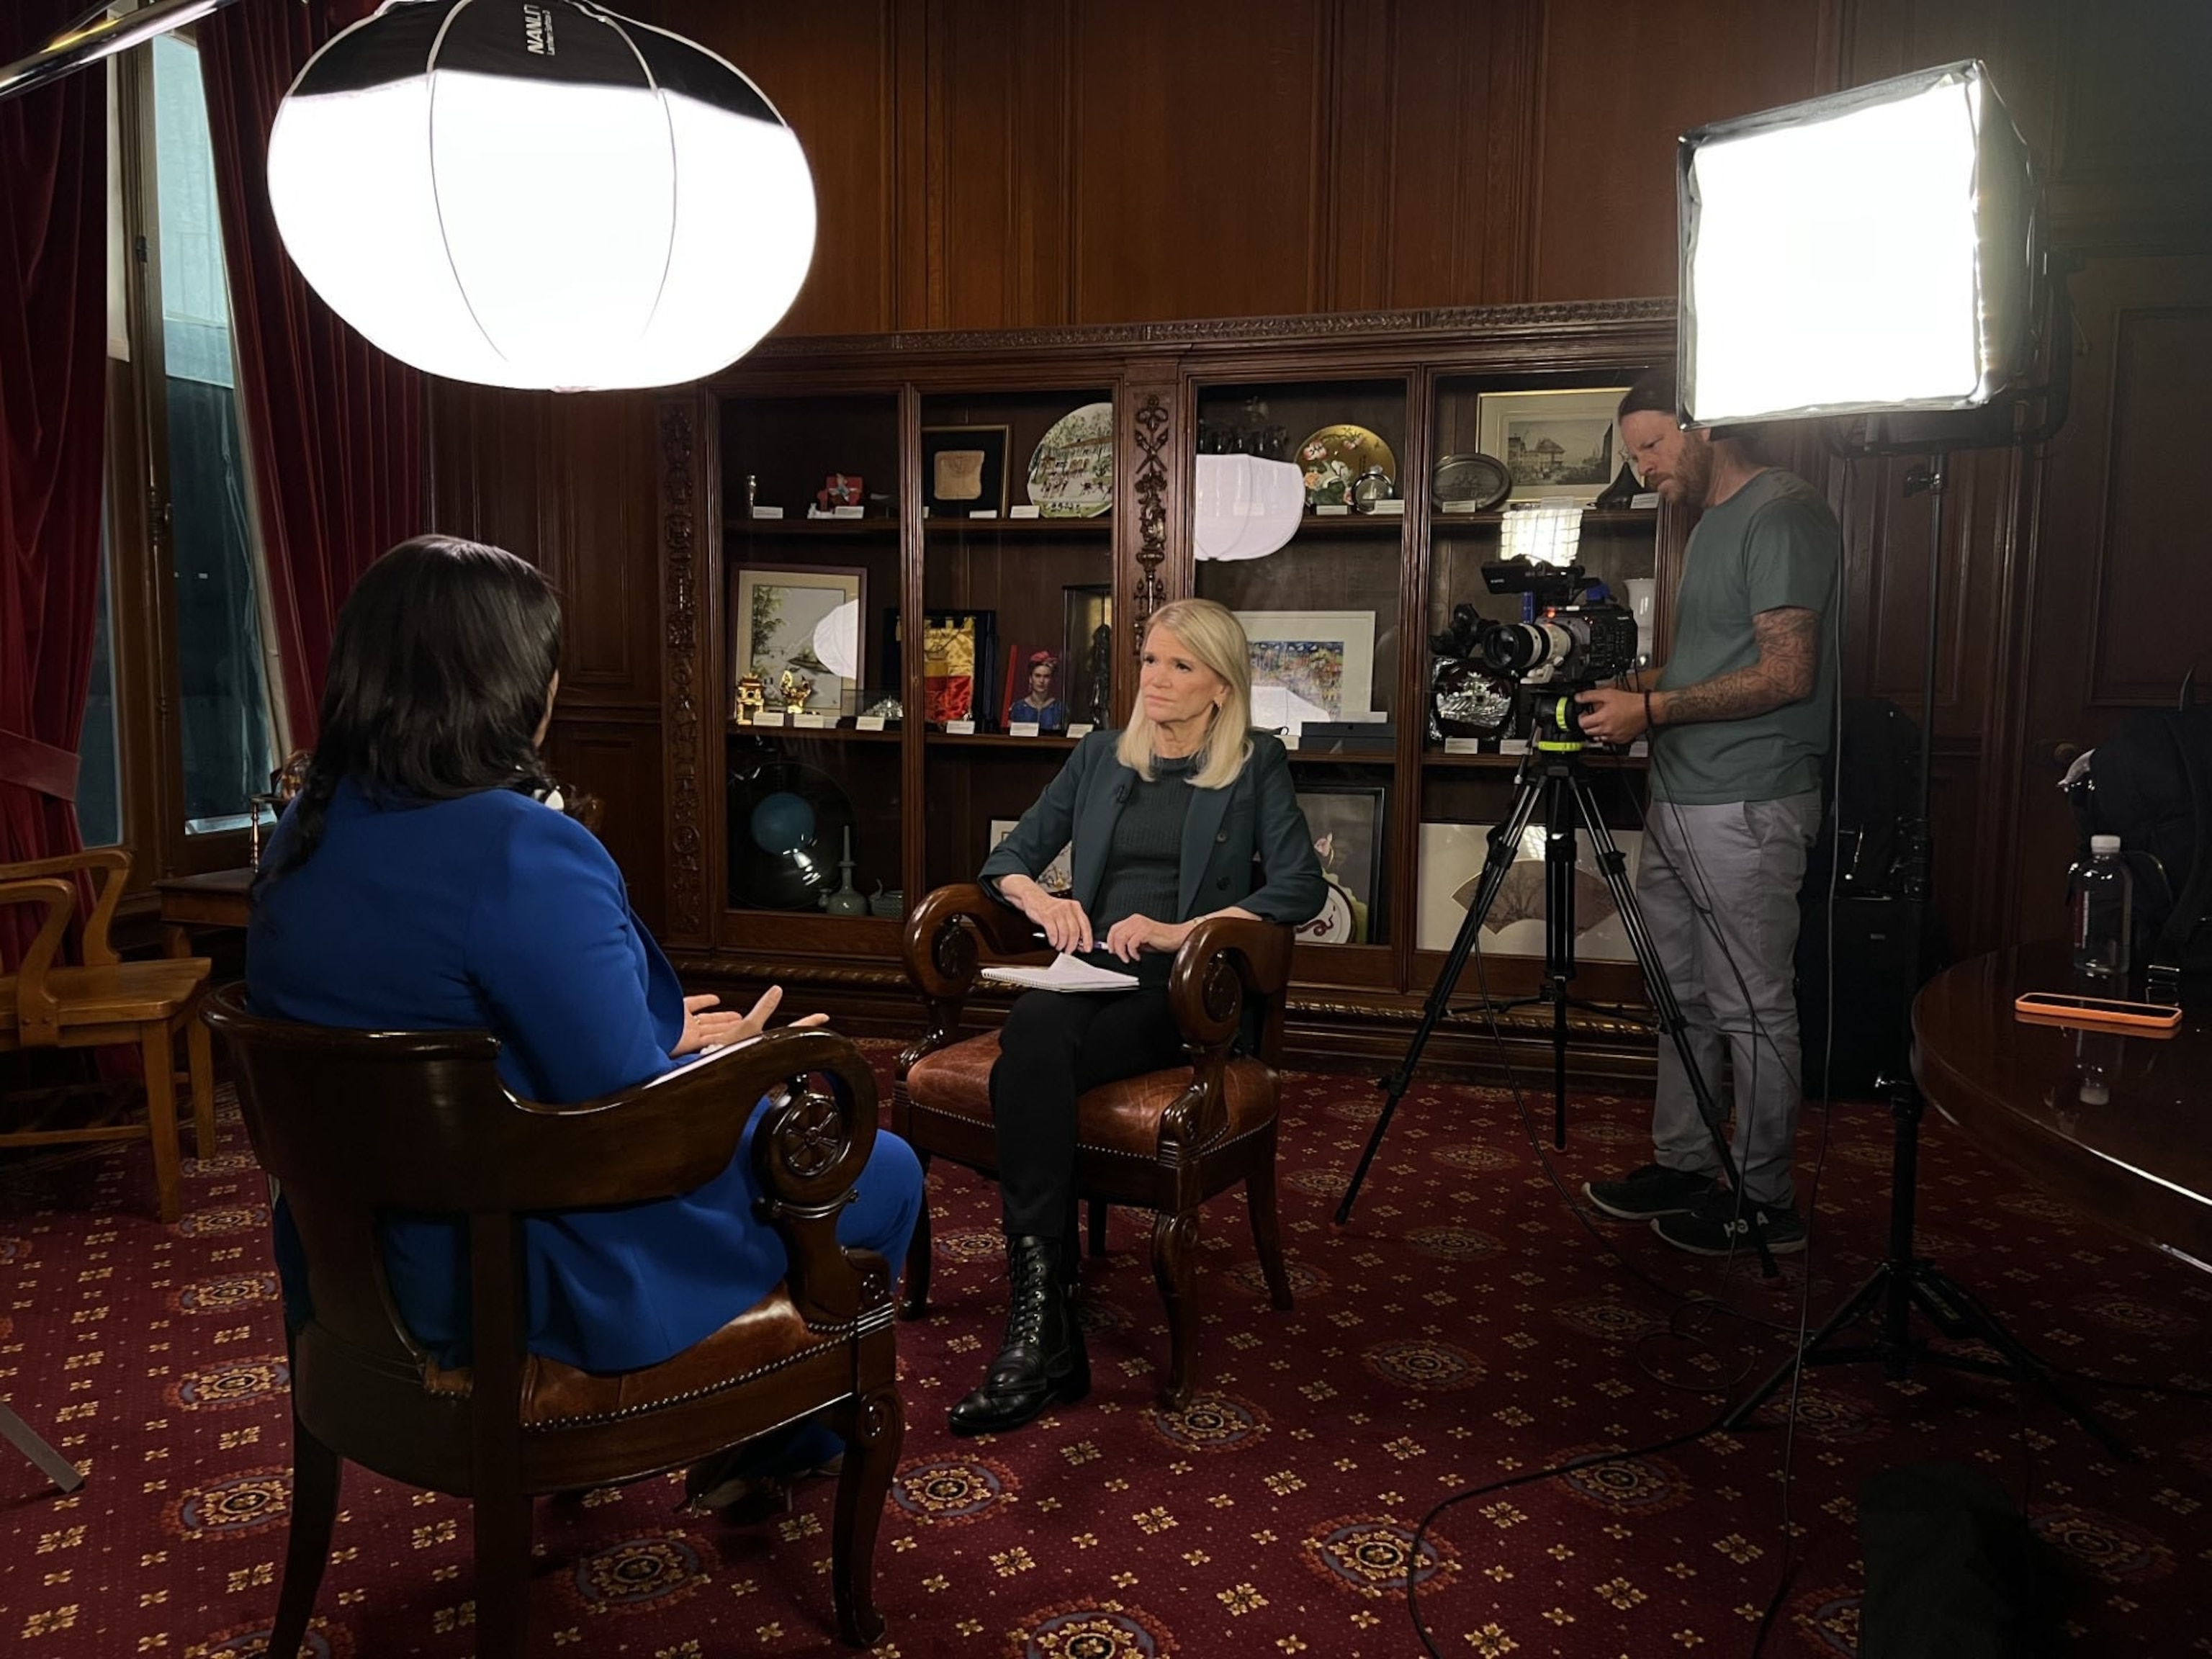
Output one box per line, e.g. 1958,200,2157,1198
248,536,922,1514
953,598,1326,1436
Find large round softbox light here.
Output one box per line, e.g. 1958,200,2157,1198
266,0,815,391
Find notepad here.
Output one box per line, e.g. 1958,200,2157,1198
981,953,1141,994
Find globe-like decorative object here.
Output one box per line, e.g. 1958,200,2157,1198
750,791,817,856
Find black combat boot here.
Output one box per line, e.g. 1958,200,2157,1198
946,1234,1089,1436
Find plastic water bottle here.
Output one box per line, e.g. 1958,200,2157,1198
2069,834,2133,984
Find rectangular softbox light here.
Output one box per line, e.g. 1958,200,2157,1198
1677,60,2038,427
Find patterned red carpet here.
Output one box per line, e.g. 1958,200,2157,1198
4,1052,2209,1658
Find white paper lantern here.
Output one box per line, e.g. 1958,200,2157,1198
266,0,815,391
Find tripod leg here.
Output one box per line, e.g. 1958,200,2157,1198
1543,773,1575,1150
1335,764,1546,1226
1721,1263,1895,1432
1566,773,1775,1278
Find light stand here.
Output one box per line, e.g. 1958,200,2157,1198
1724,448,2126,1459
1336,697,1778,1281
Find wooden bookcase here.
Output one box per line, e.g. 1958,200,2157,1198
653,301,1688,1077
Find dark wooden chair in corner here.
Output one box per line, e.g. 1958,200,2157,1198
1,847,215,1223
889,883,1295,1410
202,984,903,1656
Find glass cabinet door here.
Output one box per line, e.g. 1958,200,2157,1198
1191,376,1406,966
719,392,907,936
918,386,1117,897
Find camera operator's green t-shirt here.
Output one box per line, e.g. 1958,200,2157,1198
1653,468,1839,804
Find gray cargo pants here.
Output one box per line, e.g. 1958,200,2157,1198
1635,791,1820,1208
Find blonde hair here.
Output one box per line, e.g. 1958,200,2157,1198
1116,598,1253,791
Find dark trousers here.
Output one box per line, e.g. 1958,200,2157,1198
989,986,1184,1238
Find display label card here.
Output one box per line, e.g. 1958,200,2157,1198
855,716,887,732
1365,500,1406,516
1628,739,1649,757
1280,730,1299,750
750,505,784,519
1443,737,1484,755
1010,505,1042,518
1630,492,1661,509
971,509,999,519
1499,737,1529,755
946,719,977,735
1008,721,1041,737
1315,503,1352,516
791,713,830,729
1439,499,1485,514
1066,723,1094,739
832,504,865,519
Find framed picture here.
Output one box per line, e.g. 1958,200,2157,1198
1475,387,1630,505
1295,784,1386,945
989,819,1074,894
1062,584,1113,729
922,424,1011,517
1416,821,1643,958
732,565,866,716
1000,642,1071,732
920,609,997,726
1233,608,1380,730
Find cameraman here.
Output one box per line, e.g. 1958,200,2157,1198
1573,368,1838,1255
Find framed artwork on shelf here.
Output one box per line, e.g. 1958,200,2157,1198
922,424,1011,517
1415,821,1644,958
1475,387,1630,505
1062,584,1114,729
1000,642,1071,732
1295,783,1386,945
732,565,866,716
989,820,1074,895
921,609,998,727
1233,608,1380,731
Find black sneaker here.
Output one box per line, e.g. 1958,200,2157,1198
1652,1189,1807,1256
1583,1162,1717,1220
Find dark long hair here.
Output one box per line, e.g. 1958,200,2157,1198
263,536,562,883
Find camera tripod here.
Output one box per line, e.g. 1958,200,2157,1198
1334,696,1777,1280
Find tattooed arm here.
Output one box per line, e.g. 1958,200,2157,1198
1650,606,1819,727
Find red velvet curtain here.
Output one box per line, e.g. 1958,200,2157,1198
0,1,107,968
199,1,421,747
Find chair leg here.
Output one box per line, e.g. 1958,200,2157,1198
139,1025,184,1224
471,1488,534,1659
1246,1128,1294,1312
830,1383,903,1647
899,1154,932,1319
1087,1197,1108,1258
269,1416,341,1658
1150,1210,1200,1411
184,1012,217,1161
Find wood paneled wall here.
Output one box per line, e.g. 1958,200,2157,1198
428,0,2212,956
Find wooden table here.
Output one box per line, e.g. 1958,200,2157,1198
1913,945,2212,1274
154,868,253,955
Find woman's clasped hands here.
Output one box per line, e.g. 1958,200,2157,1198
672,984,829,1057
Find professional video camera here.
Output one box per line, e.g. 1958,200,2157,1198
1431,559,1640,695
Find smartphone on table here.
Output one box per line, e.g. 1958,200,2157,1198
2013,991,2182,1034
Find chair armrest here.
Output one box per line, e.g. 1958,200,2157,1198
896,883,1040,1076
0,848,128,966
0,877,77,1044
1166,914,1292,1052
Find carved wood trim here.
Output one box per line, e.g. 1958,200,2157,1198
1131,391,1170,647
745,298,1673,364
657,398,706,943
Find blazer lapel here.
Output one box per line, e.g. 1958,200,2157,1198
1071,756,1139,909
1178,777,1233,920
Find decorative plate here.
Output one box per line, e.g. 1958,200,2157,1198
1431,452,1511,512
1297,424,1397,507
1027,402,1115,518
1296,877,1362,945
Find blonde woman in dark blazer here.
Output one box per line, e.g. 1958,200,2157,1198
954,598,1326,1435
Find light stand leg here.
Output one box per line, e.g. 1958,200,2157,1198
0,1403,83,1493
1721,451,2128,1456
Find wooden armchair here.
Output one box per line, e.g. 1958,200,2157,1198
202,984,903,1655
891,884,1295,1409
1,848,215,1221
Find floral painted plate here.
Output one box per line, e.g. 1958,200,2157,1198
1297,424,1397,508
1027,402,1115,518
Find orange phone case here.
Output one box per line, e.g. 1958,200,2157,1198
2013,992,2182,1033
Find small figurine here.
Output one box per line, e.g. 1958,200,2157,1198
777,667,815,714
816,472,863,513
732,672,767,725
